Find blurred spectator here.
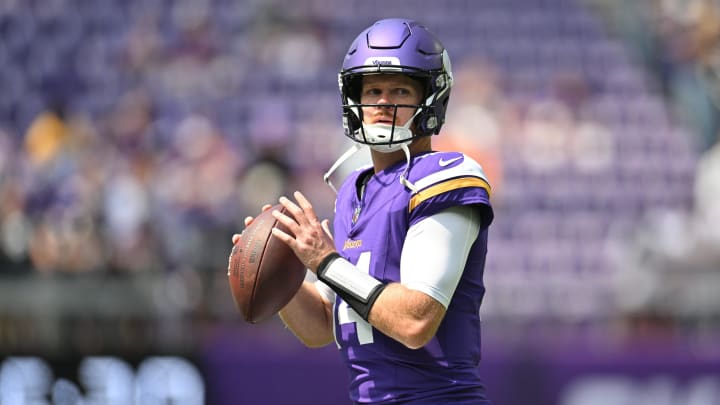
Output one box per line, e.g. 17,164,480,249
0,127,32,274
24,104,68,167
657,0,720,151
152,113,244,273
20,104,106,274
598,0,720,329
693,131,720,244
596,0,720,151
102,163,155,273
609,130,720,324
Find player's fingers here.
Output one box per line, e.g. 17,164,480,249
270,227,295,249
243,216,254,227
261,204,273,212
272,209,301,236
232,234,241,244
293,191,319,223
278,196,307,226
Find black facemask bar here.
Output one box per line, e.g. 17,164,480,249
342,102,428,146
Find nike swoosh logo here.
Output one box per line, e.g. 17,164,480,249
438,156,462,167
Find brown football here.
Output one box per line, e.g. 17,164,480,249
227,204,306,323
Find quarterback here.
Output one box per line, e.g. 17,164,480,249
239,18,494,404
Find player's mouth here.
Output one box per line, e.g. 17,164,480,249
372,116,395,125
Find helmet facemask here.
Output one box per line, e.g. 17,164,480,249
344,98,423,153
340,62,452,153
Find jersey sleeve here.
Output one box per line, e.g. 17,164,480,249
407,152,493,229
400,205,482,308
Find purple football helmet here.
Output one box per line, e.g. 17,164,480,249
339,18,453,151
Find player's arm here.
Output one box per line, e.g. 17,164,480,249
366,284,446,349
272,191,482,349
373,205,482,347
278,279,334,348
314,205,482,349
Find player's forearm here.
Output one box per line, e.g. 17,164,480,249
315,254,447,349
368,283,446,349
278,281,334,348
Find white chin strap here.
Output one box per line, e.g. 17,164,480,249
361,122,413,153
323,141,418,195
398,142,419,194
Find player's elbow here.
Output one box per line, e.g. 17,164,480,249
398,319,439,349
300,336,334,348
287,322,334,348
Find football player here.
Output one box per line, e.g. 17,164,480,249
237,18,494,404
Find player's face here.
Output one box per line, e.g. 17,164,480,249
360,74,423,127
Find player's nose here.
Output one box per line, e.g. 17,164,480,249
376,92,393,108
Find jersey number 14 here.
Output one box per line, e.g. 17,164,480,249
336,251,374,346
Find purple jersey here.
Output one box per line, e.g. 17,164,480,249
332,151,494,404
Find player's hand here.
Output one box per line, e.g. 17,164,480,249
272,191,336,273
231,204,273,244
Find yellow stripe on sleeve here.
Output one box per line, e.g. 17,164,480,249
408,177,492,212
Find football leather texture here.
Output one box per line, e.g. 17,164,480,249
228,205,305,323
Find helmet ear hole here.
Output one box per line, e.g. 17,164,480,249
417,112,439,135
342,107,363,135
426,115,438,131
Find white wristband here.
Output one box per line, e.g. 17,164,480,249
322,257,382,303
